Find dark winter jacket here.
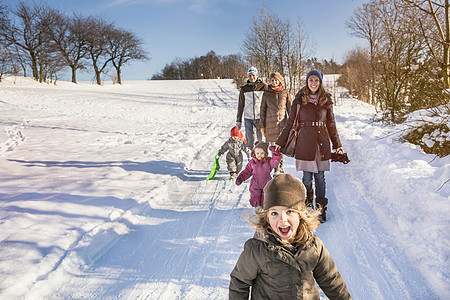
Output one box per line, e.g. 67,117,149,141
219,138,251,158
276,88,342,161
236,79,267,122
236,145,281,207
260,87,292,142
229,231,352,300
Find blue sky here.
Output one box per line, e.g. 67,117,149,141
3,0,368,81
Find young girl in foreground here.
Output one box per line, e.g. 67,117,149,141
229,174,352,299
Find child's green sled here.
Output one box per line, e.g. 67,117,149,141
206,154,220,180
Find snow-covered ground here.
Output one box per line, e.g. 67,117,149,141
0,77,448,299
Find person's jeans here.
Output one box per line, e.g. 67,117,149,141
244,118,262,149
302,171,326,198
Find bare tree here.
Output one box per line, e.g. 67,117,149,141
0,1,48,81
85,17,114,85
374,0,426,121
0,1,8,81
286,19,314,93
221,53,247,86
271,15,288,76
338,47,371,102
401,0,450,88
197,50,220,79
46,10,91,83
242,7,276,79
107,27,149,84
346,2,383,105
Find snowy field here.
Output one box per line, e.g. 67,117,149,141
0,77,448,299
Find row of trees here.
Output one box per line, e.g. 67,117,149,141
341,0,449,121
0,1,148,84
151,51,248,85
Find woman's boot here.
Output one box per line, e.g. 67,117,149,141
316,197,328,223
306,192,314,208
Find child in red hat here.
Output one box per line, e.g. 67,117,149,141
217,126,251,180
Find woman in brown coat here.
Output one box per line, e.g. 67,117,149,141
259,72,292,173
229,174,351,299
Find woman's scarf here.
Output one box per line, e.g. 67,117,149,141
309,93,319,105
270,83,283,92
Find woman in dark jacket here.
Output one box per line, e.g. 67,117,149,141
275,70,344,222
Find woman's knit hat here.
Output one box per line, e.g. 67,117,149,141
248,66,258,75
270,72,283,83
306,70,323,84
263,174,306,211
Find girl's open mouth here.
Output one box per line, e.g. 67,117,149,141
279,226,291,236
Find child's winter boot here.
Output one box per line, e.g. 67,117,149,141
316,197,328,223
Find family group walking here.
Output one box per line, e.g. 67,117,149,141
221,67,352,299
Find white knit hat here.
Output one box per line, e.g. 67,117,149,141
248,66,258,75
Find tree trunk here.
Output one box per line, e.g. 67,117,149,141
71,65,77,83
30,53,39,81
93,64,101,85
116,68,122,85
444,1,450,89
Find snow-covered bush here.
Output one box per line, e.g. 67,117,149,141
400,105,450,157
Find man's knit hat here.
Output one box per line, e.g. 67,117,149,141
263,174,307,211
270,72,283,83
248,66,258,75
306,70,323,84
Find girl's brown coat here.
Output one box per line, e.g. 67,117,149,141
229,232,351,299
259,88,292,142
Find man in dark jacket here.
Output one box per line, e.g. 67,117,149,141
236,67,266,149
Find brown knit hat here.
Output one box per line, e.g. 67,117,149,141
263,174,306,211
269,72,283,83
253,141,269,157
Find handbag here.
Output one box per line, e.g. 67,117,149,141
281,104,301,157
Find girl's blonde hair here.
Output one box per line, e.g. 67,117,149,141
245,206,321,244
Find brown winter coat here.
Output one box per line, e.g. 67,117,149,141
260,87,292,142
276,87,342,161
229,231,351,300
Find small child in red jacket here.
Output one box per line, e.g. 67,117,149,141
235,141,281,208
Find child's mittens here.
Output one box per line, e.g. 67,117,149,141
235,177,243,185
269,145,280,155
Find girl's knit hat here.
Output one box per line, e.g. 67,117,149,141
253,141,268,156
306,70,323,84
248,66,258,75
270,72,283,83
263,174,306,211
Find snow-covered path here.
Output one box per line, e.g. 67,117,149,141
0,78,448,299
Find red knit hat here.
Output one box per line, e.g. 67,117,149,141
230,126,246,144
